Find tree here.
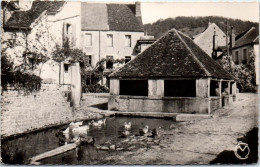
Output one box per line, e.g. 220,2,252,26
220,52,257,92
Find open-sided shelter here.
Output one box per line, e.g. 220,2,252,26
109,29,236,114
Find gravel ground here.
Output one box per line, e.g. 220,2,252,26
96,93,258,165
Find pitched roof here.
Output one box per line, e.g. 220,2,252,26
110,29,233,80
81,3,144,32
4,1,65,29
234,27,259,48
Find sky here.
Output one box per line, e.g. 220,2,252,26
83,0,259,24
141,2,259,24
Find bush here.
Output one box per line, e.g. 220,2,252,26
83,84,109,93
1,54,42,93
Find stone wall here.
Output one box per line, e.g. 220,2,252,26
210,97,220,111
108,96,210,114
1,84,75,139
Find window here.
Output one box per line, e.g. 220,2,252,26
164,80,196,97
120,80,148,96
235,51,239,65
64,64,69,73
107,34,113,47
106,56,113,69
66,24,72,41
125,56,131,64
85,34,92,46
86,55,92,65
125,35,131,47
242,49,247,64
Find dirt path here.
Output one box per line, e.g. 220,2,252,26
100,93,258,165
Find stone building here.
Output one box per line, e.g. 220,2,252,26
109,29,236,114
80,2,145,68
231,27,259,85
193,22,227,58
2,1,81,85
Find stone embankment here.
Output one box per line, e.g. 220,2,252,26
1,84,103,139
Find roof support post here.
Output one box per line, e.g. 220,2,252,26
148,80,164,97
227,81,231,95
71,63,81,108
196,79,209,98
156,80,164,97
218,80,222,108
110,79,119,95
232,82,237,96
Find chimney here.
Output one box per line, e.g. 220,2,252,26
18,0,33,11
212,29,217,59
135,1,141,17
230,26,235,48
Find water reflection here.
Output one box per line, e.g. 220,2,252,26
1,117,175,165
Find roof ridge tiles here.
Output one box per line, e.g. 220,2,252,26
174,29,211,76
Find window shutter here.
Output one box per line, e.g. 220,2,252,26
62,22,67,46
72,24,76,47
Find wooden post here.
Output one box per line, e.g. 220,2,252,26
71,63,81,108
110,79,114,95
232,82,237,95
196,79,209,98
148,80,157,97
227,81,231,95
218,80,222,107
207,79,211,115
112,79,119,95
156,80,164,97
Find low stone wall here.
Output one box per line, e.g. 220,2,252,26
1,84,101,139
108,95,209,114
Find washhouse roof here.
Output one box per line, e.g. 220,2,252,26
4,1,65,29
81,3,144,32
110,29,234,80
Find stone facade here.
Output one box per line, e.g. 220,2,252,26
193,23,226,57
39,2,81,85
81,31,144,67
2,1,81,85
231,44,259,85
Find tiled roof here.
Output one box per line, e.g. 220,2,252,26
81,3,144,32
4,1,65,29
234,27,259,48
110,29,233,80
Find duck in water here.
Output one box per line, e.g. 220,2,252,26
124,122,131,130
139,125,149,136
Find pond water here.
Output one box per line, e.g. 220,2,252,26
1,117,175,165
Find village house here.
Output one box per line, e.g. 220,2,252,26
80,2,144,68
193,22,228,59
231,27,259,85
2,0,81,85
109,29,236,114
80,2,155,86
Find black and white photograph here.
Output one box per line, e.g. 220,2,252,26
0,0,259,165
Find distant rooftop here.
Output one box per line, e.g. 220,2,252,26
234,27,259,48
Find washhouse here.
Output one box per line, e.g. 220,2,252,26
108,29,236,114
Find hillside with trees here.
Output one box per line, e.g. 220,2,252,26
144,16,259,39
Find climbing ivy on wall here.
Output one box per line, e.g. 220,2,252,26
1,53,42,94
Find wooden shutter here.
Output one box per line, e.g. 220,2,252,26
72,24,76,47
62,22,68,47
